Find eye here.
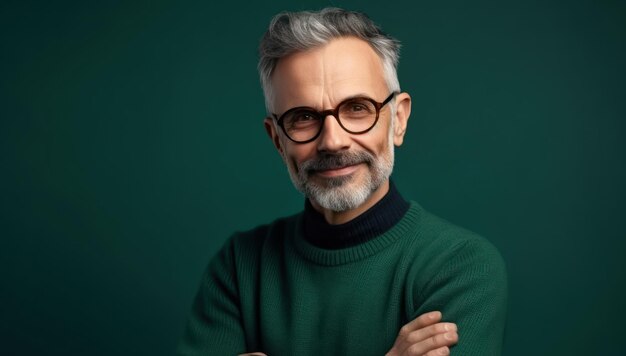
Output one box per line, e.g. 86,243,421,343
284,110,320,130
292,112,316,122
349,104,367,112
341,99,375,117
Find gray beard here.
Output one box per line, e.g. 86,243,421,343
287,149,394,212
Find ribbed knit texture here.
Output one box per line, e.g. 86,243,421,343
178,202,508,355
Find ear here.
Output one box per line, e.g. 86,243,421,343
392,92,411,146
264,117,285,158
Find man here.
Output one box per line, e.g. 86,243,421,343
178,8,507,356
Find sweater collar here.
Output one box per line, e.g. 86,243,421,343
302,180,410,250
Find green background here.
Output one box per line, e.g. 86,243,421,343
2,0,624,355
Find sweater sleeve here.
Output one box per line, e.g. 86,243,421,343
411,236,508,356
177,237,247,355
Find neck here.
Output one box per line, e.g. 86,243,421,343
309,179,390,225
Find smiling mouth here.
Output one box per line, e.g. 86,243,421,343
314,164,361,178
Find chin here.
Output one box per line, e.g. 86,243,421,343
306,174,374,212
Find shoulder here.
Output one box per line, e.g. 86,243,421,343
203,213,302,293
220,212,302,259
406,202,507,285
410,202,504,261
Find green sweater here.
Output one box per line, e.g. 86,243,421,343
178,202,507,355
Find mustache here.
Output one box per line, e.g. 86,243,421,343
300,151,374,174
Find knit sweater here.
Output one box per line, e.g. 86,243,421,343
177,201,507,355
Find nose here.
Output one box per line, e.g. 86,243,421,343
316,114,351,153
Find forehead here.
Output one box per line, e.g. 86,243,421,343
271,37,387,112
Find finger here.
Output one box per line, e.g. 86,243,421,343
423,346,450,356
404,322,457,347
394,323,456,354
404,332,458,355
238,353,267,356
398,311,442,336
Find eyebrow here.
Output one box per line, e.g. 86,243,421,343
284,93,375,112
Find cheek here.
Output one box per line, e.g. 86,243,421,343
378,133,390,152
287,155,300,174
284,144,316,173
357,125,391,156
378,121,395,152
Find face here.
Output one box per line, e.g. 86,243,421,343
264,37,410,212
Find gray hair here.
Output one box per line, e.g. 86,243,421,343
258,7,401,113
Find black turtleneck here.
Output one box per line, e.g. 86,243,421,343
302,180,410,250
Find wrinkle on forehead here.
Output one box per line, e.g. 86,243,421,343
271,37,387,113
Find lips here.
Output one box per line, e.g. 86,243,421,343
314,164,360,177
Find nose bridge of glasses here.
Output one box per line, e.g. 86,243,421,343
316,109,351,150
318,107,346,130
318,108,338,120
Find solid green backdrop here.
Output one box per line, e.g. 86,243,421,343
1,0,625,355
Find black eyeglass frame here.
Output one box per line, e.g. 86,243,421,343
272,91,399,144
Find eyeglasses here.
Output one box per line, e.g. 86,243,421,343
272,92,398,144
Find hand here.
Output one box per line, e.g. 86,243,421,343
238,353,267,356
385,311,458,356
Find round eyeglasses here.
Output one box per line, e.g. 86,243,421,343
272,92,398,144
